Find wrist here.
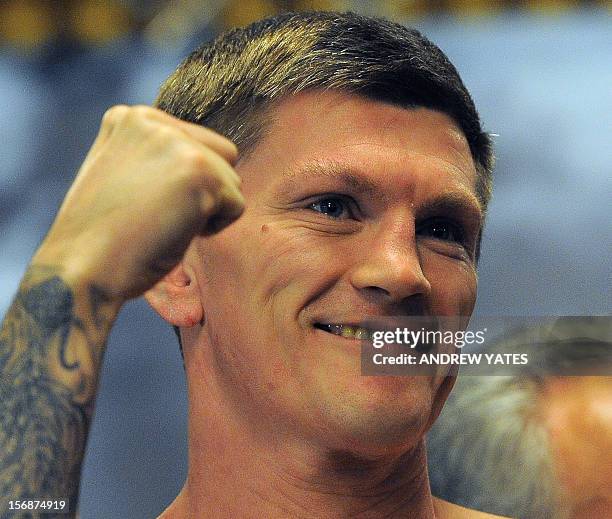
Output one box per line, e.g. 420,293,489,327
30,242,124,319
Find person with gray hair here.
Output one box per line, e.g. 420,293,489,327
427,317,612,519
1,10,506,518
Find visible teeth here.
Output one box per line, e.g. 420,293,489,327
354,328,370,340
341,326,355,338
328,324,343,335
318,324,371,340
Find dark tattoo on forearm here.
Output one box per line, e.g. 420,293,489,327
0,266,111,518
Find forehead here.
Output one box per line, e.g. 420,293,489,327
272,91,470,159
241,90,478,204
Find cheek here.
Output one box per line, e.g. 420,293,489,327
245,222,349,302
422,254,478,315
197,216,275,291
197,220,349,336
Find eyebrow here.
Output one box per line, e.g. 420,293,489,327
283,160,483,222
418,192,483,226
283,161,389,201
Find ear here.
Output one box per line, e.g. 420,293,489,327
144,262,203,327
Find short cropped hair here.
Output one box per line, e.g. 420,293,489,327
427,318,612,518
156,10,494,210
155,11,495,352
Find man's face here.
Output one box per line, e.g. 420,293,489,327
188,91,481,452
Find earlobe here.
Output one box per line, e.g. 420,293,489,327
144,263,203,327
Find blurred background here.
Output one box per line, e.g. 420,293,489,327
0,0,610,517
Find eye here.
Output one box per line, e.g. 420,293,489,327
417,218,465,244
309,197,351,218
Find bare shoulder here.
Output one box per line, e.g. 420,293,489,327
432,497,512,519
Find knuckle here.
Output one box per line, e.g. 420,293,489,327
227,140,239,156
182,147,226,179
232,192,246,212
123,105,149,125
177,148,221,189
228,197,245,218
132,104,153,118
180,147,209,172
151,124,177,143
102,104,129,125
220,186,245,214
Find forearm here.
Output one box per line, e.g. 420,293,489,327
0,262,119,517
0,104,240,517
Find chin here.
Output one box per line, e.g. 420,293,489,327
306,377,435,457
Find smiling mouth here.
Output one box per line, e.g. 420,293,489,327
314,323,374,340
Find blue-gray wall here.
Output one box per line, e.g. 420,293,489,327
1,11,610,518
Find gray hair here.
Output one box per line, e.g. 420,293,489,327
427,317,611,518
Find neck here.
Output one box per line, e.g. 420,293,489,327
172,434,434,518
161,377,436,517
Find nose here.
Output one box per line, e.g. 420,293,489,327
349,218,431,304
